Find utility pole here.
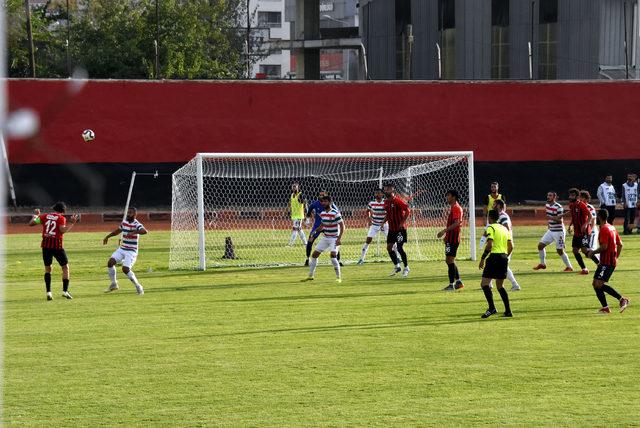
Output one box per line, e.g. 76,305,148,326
623,0,630,79
66,0,70,76
246,0,251,79
24,0,36,77
529,0,535,80
155,0,160,79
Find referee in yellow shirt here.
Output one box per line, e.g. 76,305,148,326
479,209,514,318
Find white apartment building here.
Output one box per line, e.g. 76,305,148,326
250,0,291,78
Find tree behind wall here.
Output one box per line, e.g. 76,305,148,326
6,0,254,79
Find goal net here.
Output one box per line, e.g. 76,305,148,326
170,152,476,270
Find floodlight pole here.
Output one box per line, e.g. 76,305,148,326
24,0,36,78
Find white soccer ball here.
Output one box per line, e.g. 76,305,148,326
82,129,95,142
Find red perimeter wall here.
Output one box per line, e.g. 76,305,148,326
7,79,640,165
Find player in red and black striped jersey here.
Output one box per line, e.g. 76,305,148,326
567,188,597,275
585,209,629,314
437,190,464,291
383,183,410,277
28,201,78,300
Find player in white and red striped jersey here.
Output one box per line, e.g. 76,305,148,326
358,189,397,264
103,207,148,295
305,195,345,283
534,191,574,272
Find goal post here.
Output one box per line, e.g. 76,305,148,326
170,152,476,270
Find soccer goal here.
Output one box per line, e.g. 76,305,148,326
170,152,476,270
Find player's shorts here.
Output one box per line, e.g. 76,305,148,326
482,253,509,280
110,247,138,268
572,235,591,249
367,223,389,239
292,219,303,229
387,228,408,245
590,231,598,251
593,264,615,282
444,242,459,257
42,248,68,266
540,230,566,250
315,236,339,254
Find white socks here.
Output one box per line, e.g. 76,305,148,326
561,252,572,268
507,268,518,287
361,243,370,260
108,266,117,284
539,249,546,264
126,270,141,287
309,258,318,276
330,257,341,279
299,230,307,245
288,231,297,246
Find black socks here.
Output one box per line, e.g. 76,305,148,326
447,263,456,284
389,250,399,265
44,273,51,293
498,287,511,313
397,244,408,267
602,284,622,300
574,252,586,269
63,279,69,292
482,286,495,311
306,241,312,258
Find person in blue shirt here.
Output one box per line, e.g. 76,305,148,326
305,190,342,266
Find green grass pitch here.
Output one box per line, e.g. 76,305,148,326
3,226,639,426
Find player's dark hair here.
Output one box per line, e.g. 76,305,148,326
383,182,395,189
128,207,137,214
318,189,328,196
375,188,383,193
598,208,608,221
490,181,499,186
445,189,459,200
568,188,579,196
579,190,591,200
320,195,332,202
494,199,505,209
52,202,66,213
488,209,499,222
605,173,613,178
548,191,557,197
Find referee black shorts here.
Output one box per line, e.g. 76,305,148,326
42,248,69,267
482,253,509,280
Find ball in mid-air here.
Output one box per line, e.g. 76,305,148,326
82,129,95,142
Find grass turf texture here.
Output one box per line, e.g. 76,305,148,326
3,226,639,426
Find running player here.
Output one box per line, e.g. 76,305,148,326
567,188,596,275
478,209,513,318
437,189,464,291
533,191,574,272
287,182,307,247
493,199,521,291
479,182,504,248
305,195,344,283
103,207,148,295
358,188,397,264
585,209,629,314
384,183,410,277
28,202,78,300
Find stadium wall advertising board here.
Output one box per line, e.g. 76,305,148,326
7,80,640,206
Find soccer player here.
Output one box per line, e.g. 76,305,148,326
493,199,521,291
581,190,599,258
567,188,596,274
478,209,513,318
305,195,344,283
305,189,328,266
585,209,629,314
597,174,617,224
103,207,148,295
621,173,638,234
437,189,464,291
358,188,397,264
479,181,504,248
384,183,410,277
28,202,78,300
287,182,307,247
533,191,573,272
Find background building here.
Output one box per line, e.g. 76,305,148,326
250,0,291,78
361,0,640,80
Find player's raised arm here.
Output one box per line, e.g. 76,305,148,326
28,209,41,226
59,214,79,234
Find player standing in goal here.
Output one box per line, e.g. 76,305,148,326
437,190,464,291
103,207,148,295
305,195,344,283
287,182,307,247
585,209,629,314
533,191,574,272
384,183,410,277
358,188,397,265
29,202,78,300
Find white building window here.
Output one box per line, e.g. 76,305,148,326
258,11,282,28
259,64,282,77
